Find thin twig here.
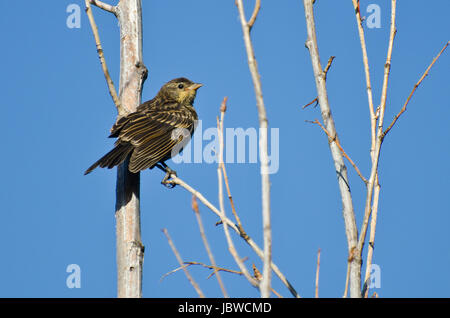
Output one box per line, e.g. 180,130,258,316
382,41,450,138
302,58,333,109
217,108,259,288
315,248,321,298
247,0,261,31
160,264,190,282
351,0,376,159
219,98,246,235
302,97,319,109
192,196,228,297
236,0,272,298
323,56,335,81
252,264,283,298
343,261,351,298
307,119,368,184
363,176,380,297
162,228,205,298
160,261,243,282
84,0,122,114
89,0,116,14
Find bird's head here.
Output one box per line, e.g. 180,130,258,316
159,77,202,105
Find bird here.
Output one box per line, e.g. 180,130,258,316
84,77,202,185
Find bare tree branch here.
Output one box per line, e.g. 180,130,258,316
343,259,351,298
219,98,246,237
362,175,380,297
89,0,116,14
351,0,377,158
84,0,121,113
160,261,244,283
217,106,259,288
192,196,228,297
162,228,205,298
252,264,283,298
302,0,360,297
382,41,450,138
315,248,321,298
323,56,335,81
235,0,272,298
302,97,319,109
247,0,261,31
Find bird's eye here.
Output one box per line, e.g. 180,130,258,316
178,83,184,89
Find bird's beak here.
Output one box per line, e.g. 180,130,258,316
188,83,203,91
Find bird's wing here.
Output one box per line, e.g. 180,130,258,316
109,98,157,138
118,106,196,172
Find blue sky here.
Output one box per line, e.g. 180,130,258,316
0,0,449,298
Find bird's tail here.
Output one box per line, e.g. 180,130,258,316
84,143,133,175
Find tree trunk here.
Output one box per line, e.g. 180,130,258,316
115,0,147,298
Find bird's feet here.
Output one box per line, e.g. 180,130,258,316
156,163,177,189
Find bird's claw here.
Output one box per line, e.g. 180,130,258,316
161,167,177,189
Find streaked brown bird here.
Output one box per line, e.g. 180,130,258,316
84,77,202,184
